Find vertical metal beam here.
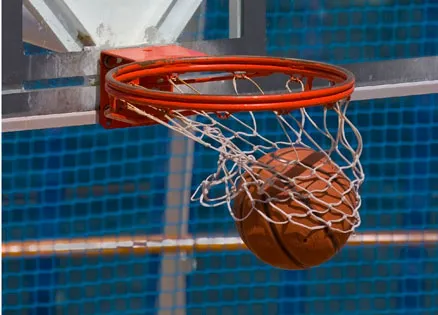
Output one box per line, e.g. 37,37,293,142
395,5,436,311
241,0,266,54
157,1,267,313
2,0,25,86
196,0,207,40
158,133,195,315
229,0,242,39
3,3,60,315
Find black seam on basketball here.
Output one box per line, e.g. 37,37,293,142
265,149,337,189
297,153,357,208
325,227,340,252
303,225,339,253
237,199,247,244
272,149,349,187
262,200,307,269
237,196,255,254
278,150,358,227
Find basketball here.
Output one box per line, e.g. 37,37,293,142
233,147,358,270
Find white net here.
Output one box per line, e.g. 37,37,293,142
113,74,364,233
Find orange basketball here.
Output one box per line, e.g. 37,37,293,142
233,147,358,270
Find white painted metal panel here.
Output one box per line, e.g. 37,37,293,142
23,0,203,52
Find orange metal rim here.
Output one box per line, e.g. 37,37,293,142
105,56,355,112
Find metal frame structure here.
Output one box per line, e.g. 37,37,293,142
3,1,438,130
2,0,438,314
2,0,266,128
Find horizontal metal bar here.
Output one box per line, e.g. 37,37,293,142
3,79,437,132
2,86,98,118
348,56,438,86
3,231,438,257
3,56,437,122
2,111,98,132
17,38,260,82
15,54,438,85
352,80,438,101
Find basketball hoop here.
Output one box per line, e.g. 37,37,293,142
101,53,364,237
104,56,355,118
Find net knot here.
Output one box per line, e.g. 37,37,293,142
233,71,248,80
215,112,231,119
